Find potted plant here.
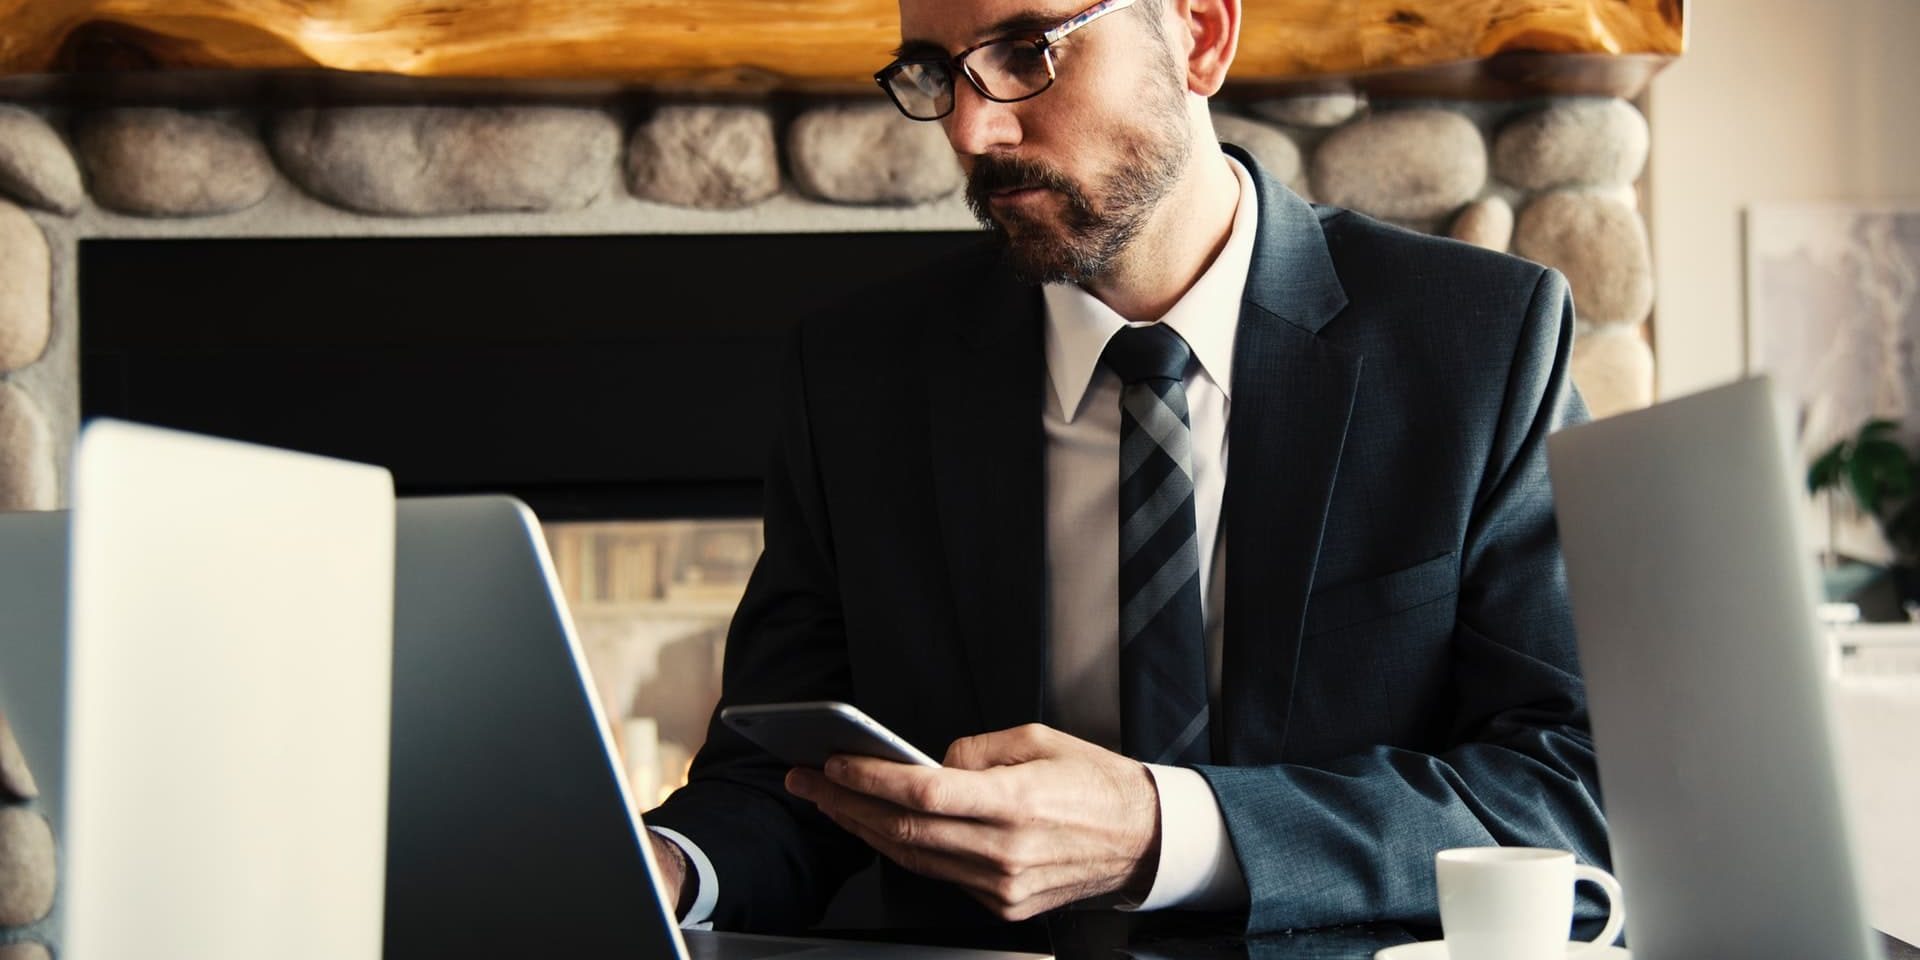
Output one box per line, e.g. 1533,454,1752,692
1807,418,1920,607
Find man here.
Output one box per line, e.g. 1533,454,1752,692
645,0,1607,940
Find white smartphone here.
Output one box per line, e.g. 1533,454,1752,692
719,701,940,769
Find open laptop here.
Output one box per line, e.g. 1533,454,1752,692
1547,376,1887,960
390,495,1048,959
0,507,69,945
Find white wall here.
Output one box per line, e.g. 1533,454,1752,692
1648,0,1920,399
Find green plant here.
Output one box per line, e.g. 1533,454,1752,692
1807,418,1920,562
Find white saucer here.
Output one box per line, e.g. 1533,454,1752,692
1374,941,1629,959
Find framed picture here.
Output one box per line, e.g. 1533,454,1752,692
1746,204,1920,563
1747,204,1920,453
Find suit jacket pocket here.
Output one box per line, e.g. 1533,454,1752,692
1303,551,1459,637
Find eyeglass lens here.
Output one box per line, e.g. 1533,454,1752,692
883,63,954,120
884,40,1054,120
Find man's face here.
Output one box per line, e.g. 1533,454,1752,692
896,0,1194,284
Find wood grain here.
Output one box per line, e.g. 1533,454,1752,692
0,0,1686,89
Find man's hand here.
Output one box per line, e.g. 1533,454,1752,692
784,724,1161,921
649,832,690,917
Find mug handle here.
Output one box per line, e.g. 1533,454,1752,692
1571,864,1626,954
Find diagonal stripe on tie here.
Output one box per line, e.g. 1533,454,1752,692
1119,508,1198,596
1154,711,1210,765
1132,649,1204,692
1120,389,1193,481
1119,426,1162,485
1121,471,1194,563
1119,531,1201,645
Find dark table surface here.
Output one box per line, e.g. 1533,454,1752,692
1055,923,1920,960
805,913,1920,960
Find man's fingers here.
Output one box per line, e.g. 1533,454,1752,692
821,808,1075,921
824,755,1001,818
956,861,1084,921
797,766,1070,893
797,771,1018,863
821,806,997,886
943,734,995,771
943,724,1057,770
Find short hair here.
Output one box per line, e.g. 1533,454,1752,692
1133,0,1170,46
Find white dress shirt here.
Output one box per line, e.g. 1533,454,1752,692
1040,154,1256,910
661,153,1260,923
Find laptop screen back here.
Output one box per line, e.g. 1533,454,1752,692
1547,377,1878,960
63,421,396,959
386,495,687,956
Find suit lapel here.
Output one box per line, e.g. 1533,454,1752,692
925,254,1050,735
1219,145,1360,763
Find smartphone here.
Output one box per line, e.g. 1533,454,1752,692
719,701,940,769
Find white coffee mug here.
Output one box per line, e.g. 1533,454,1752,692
1436,847,1624,960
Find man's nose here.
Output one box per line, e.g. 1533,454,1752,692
941,76,1022,157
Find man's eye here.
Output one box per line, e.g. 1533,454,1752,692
1006,43,1049,72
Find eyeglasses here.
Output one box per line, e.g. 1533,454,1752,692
875,0,1138,122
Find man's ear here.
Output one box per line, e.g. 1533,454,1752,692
1178,0,1239,96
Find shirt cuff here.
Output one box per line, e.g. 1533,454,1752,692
1121,764,1249,911
648,825,719,929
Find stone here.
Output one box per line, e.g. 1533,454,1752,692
74,108,273,217
0,382,56,511
787,103,961,206
1247,92,1365,128
0,943,50,960
1570,325,1655,419
1211,110,1302,185
1591,182,1639,212
1309,108,1486,221
0,106,84,215
627,104,779,210
273,106,619,216
1494,98,1649,191
0,201,50,373
1513,191,1654,327
1449,196,1515,252
0,711,36,801
0,808,54,926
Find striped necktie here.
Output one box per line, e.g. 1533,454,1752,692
1102,323,1211,765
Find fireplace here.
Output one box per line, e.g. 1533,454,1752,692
77,230,983,519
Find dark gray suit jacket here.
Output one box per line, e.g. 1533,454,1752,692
647,146,1608,937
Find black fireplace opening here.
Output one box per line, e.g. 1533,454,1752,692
79,230,984,519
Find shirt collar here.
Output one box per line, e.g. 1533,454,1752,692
1042,153,1258,423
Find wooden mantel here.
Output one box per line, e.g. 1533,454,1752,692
0,0,1686,97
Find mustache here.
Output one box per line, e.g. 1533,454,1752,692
965,154,1089,211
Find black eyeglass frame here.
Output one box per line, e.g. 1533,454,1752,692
873,0,1139,121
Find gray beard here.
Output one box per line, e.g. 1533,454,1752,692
966,86,1192,286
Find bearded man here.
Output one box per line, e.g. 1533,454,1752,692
644,0,1608,942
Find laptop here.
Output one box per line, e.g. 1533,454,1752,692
388,493,1050,959
55,420,397,959
0,508,69,943
1547,376,1887,960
